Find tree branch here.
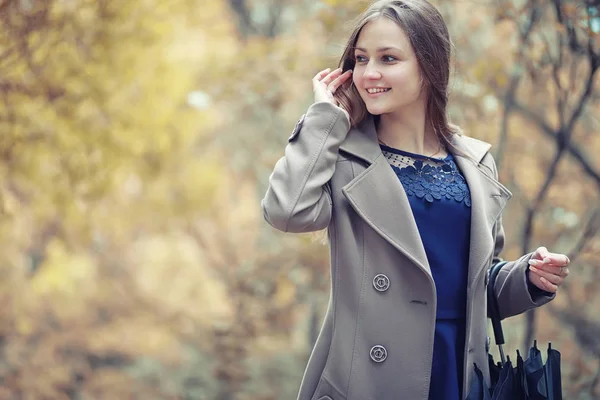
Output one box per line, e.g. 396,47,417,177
266,0,287,38
227,0,258,39
569,207,600,260
495,0,541,170
512,101,600,191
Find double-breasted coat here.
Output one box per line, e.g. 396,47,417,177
261,102,554,400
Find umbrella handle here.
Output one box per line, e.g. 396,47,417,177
487,261,508,359
498,344,506,365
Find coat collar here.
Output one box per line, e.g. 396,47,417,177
339,114,493,165
339,115,511,287
338,114,381,164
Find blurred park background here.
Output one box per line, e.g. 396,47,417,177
0,0,599,398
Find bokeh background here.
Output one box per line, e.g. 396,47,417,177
0,0,599,398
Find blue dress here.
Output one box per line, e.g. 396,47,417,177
380,144,471,400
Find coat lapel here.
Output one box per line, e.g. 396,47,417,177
450,135,512,288
339,117,431,276
342,155,432,276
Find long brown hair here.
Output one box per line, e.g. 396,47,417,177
334,0,464,149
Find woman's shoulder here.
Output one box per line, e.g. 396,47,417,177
449,133,493,163
338,115,380,164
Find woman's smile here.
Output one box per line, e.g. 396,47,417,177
365,87,391,96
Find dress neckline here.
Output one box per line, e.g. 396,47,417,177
379,143,451,162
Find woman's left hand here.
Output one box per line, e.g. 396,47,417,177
528,246,570,293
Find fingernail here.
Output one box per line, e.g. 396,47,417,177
528,259,538,266
529,266,538,272
543,257,551,263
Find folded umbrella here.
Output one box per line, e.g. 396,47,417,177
545,342,562,399
523,340,547,399
467,363,491,400
490,356,518,399
515,350,529,399
466,262,563,400
488,353,501,390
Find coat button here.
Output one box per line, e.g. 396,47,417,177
372,274,390,292
370,345,387,363
287,114,306,142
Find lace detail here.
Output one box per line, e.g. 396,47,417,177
382,148,471,207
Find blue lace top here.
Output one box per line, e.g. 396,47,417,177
381,144,471,400
382,146,472,207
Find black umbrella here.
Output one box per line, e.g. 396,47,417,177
545,342,562,399
515,349,529,396
466,261,563,400
468,363,491,400
523,340,547,399
489,356,518,398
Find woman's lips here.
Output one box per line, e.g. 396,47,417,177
365,88,391,97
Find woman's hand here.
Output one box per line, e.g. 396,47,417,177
528,246,570,293
313,67,352,119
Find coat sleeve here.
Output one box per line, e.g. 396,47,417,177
485,154,555,320
261,102,350,233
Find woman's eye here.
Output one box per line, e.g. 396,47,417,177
382,55,397,62
354,55,367,63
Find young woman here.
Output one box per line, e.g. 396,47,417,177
261,1,570,399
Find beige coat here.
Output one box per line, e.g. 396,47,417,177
261,102,554,400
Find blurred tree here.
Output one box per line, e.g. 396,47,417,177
0,0,224,397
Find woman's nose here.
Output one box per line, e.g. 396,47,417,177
363,62,382,79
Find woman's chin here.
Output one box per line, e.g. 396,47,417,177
365,104,388,116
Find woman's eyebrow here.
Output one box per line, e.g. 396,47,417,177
354,46,402,52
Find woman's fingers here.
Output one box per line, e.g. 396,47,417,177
546,254,570,267
529,269,559,292
543,265,569,277
313,67,352,105
320,68,343,85
529,265,563,285
530,246,571,293
538,276,558,293
541,255,568,266
328,70,353,93
313,68,331,82
534,246,550,259
533,247,570,264
529,261,569,277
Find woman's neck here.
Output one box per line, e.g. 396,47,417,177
376,111,440,156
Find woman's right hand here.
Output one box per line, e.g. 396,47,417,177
313,68,352,117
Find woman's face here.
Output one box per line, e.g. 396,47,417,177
352,17,425,116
